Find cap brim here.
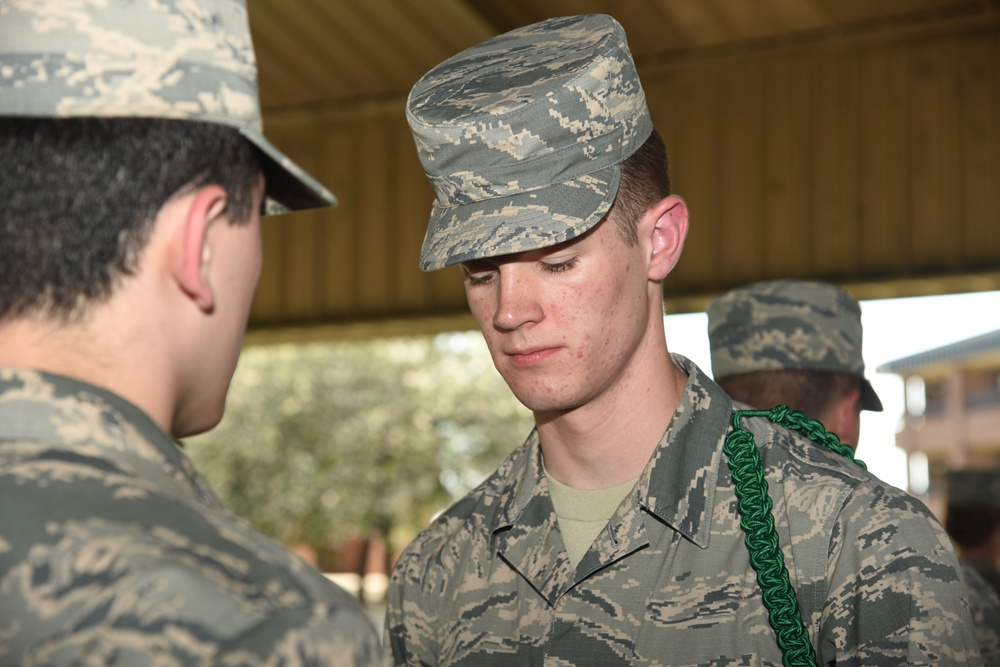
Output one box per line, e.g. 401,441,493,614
240,127,337,216
861,379,883,412
419,166,621,271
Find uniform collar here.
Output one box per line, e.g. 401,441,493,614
488,355,732,595
488,430,575,603
637,354,733,549
0,366,222,507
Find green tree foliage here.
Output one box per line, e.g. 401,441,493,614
184,332,532,561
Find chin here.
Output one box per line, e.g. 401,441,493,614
172,401,225,439
513,391,581,415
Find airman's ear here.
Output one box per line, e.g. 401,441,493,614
172,185,229,313
645,195,689,281
829,386,863,448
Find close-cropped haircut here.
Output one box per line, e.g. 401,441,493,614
718,369,862,427
0,117,262,322
610,128,671,246
946,505,1000,550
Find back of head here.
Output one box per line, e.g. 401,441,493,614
406,14,654,271
0,117,262,320
707,279,883,414
945,469,1000,552
0,0,337,321
718,368,865,424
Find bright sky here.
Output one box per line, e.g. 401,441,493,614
664,290,1000,490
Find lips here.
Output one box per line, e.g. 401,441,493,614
507,347,559,366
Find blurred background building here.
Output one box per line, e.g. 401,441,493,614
878,329,1000,519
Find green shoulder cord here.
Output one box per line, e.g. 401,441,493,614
723,405,866,667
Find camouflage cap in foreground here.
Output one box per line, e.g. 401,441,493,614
946,468,1000,508
0,0,335,215
406,14,653,271
708,279,883,412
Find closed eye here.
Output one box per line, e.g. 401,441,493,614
462,262,497,286
541,257,579,273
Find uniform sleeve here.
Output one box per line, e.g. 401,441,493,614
819,480,983,665
214,604,386,667
3,554,385,666
385,544,439,667
959,562,1000,663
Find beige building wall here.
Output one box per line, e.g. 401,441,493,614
894,354,1000,520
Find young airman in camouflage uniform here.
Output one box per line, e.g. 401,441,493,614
707,279,883,449
385,14,980,666
0,1,382,664
709,279,1000,662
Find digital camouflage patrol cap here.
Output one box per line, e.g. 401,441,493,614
708,279,883,412
0,0,335,215
406,14,653,271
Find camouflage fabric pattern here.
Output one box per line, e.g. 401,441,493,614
0,0,335,213
708,279,883,411
960,561,1000,664
946,468,1000,508
386,355,980,666
406,14,652,270
0,368,383,666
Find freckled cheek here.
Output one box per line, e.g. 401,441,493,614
466,292,494,327
548,288,597,360
569,282,620,351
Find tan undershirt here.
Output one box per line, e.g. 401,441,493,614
545,468,639,568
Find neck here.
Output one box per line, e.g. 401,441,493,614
0,300,179,436
536,326,688,490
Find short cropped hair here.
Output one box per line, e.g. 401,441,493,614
946,506,1000,550
0,117,262,322
717,369,862,423
611,128,670,246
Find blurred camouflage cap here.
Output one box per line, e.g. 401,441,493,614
0,0,335,216
707,279,883,412
406,14,653,271
946,469,1000,508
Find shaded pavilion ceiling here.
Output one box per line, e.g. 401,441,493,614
244,0,1000,344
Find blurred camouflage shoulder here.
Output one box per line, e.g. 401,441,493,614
0,368,383,666
960,561,1000,664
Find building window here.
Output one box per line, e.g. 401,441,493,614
906,376,926,418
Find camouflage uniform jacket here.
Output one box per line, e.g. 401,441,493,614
960,560,1000,665
0,368,383,666
386,355,979,666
